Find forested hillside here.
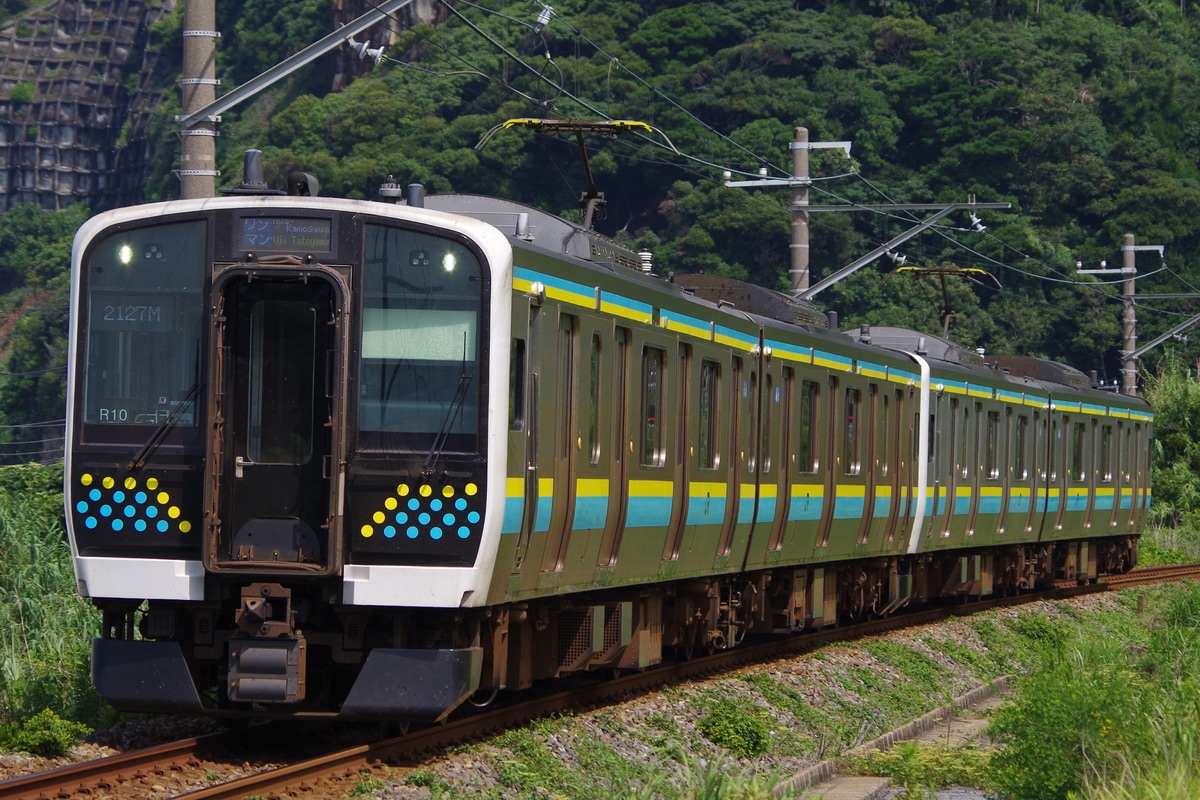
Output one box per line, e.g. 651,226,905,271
187,0,1200,379
2,0,1200,459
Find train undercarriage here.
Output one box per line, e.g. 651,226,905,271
90,536,1137,722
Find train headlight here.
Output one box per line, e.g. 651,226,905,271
118,244,134,264
442,253,457,273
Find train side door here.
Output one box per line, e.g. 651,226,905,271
1022,410,1041,534
1078,419,1097,530
1128,422,1148,528
208,273,343,572
597,328,630,568
512,302,548,574
1107,422,1124,529
938,398,964,538
764,366,794,554
1028,411,1049,537
662,342,692,562
539,313,579,574
814,374,838,551
963,402,984,536
995,409,1014,535
743,354,787,562
715,356,746,558
884,387,907,543
855,383,879,549
1050,415,1070,532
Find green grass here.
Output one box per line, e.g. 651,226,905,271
0,463,113,750
488,714,657,799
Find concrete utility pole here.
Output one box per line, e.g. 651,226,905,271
724,126,851,296
1078,233,1165,397
1122,233,1138,396
179,0,220,199
791,127,810,293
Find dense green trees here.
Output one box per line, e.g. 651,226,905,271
0,204,86,466
172,0,1200,381
1143,357,1200,528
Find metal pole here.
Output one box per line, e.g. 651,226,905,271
790,127,810,294
1122,232,1138,395
179,0,219,199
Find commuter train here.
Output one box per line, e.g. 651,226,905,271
65,152,1151,721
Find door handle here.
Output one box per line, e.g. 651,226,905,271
235,455,255,478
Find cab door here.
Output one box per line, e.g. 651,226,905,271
207,272,343,573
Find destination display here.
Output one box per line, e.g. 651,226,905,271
238,217,333,253
91,294,174,332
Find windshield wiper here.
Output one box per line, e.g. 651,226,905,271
127,381,202,471
424,334,473,476
423,371,472,476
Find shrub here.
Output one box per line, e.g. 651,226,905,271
4,708,90,756
988,640,1152,800
696,696,770,758
10,82,34,104
843,741,992,795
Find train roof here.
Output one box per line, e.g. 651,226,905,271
415,192,1132,403
671,273,831,328
420,194,643,272
842,325,986,368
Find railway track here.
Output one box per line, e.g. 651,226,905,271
5,563,1199,800
1101,562,1200,587
0,732,238,800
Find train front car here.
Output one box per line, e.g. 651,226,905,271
64,196,513,720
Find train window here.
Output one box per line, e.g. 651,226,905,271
799,380,818,473
1037,413,1048,480
510,339,526,431
747,371,759,473
641,346,666,467
614,330,629,463
558,317,575,460
912,412,920,463
1123,425,1132,483
1100,425,1113,482
879,392,889,478
928,393,941,464
359,224,483,452
699,360,720,470
986,411,1000,479
678,344,691,470
1048,418,1059,482
247,299,316,464
82,220,206,431
1071,421,1087,481
844,387,861,475
589,334,602,465
761,373,773,474
957,402,970,479
1015,414,1028,479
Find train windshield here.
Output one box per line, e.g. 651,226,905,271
359,224,483,453
81,220,206,433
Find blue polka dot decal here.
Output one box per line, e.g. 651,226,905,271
75,473,194,535
359,481,482,542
